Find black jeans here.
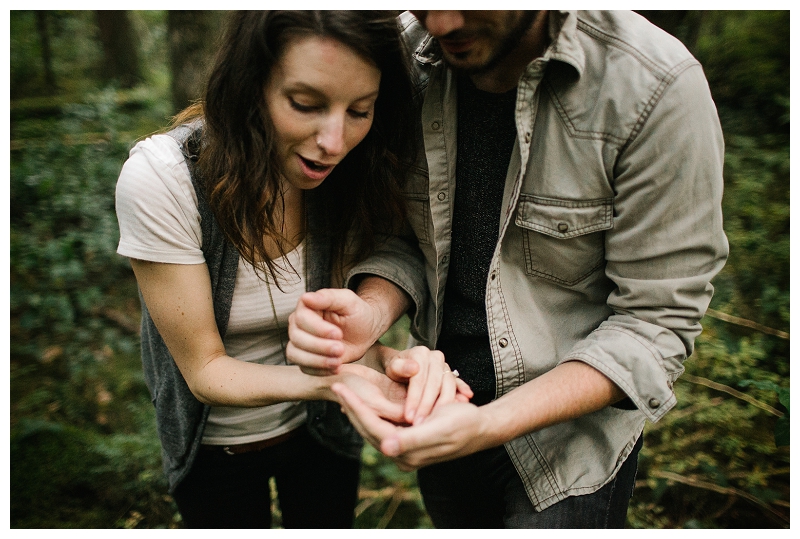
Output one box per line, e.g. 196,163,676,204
173,429,360,528
418,436,642,528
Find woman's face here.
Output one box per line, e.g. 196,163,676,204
265,35,382,191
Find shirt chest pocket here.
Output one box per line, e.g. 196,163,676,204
515,195,613,286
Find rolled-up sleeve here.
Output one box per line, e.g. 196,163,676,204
344,227,431,344
562,63,729,422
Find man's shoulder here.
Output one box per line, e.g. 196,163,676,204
575,11,697,79
398,11,438,94
398,11,428,51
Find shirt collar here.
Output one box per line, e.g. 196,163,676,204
541,10,585,78
412,10,586,78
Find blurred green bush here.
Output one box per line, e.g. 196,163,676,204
9,10,789,529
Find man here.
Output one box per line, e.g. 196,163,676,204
287,10,728,528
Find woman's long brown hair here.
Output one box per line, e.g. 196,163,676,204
172,11,417,286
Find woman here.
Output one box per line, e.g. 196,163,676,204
115,11,469,529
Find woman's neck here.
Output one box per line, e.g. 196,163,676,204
266,181,305,260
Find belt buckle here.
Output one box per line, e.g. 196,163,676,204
223,446,235,456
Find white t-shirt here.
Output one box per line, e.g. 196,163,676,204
116,134,306,444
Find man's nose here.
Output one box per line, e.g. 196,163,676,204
412,10,465,37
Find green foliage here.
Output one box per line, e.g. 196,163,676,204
10,10,170,99
10,88,174,527
8,10,790,529
625,10,790,528
740,379,790,447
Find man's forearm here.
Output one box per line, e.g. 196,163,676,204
478,360,627,448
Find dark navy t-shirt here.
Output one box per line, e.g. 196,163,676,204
437,75,518,406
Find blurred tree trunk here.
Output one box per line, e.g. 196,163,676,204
636,11,704,53
35,11,57,94
95,11,142,88
167,11,224,113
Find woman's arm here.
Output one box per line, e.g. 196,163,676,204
130,258,406,421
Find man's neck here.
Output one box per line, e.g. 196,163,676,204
470,10,550,94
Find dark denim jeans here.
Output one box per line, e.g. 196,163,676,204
418,436,642,528
173,428,360,529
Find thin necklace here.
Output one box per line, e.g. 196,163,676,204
265,237,307,365
265,277,286,364
266,190,306,365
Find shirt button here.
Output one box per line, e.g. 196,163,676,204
499,338,509,348
557,222,569,233
490,271,496,280
525,132,531,143
437,191,447,201
648,398,661,409
441,255,449,264
432,121,441,130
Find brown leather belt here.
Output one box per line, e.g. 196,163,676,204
202,428,300,455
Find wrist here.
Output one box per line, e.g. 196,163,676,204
311,369,346,403
476,401,512,449
356,276,410,343
359,343,391,372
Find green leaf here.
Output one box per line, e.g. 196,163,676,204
774,416,789,447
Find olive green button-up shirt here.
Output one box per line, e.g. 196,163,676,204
349,10,728,511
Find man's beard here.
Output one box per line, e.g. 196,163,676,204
447,10,540,75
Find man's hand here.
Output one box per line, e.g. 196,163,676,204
381,345,474,425
332,360,629,471
332,381,492,471
287,289,385,375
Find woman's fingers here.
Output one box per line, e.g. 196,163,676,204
285,341,341,374
413,361,458,425
331,382,398,449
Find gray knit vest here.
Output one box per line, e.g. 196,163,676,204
139,123,362,494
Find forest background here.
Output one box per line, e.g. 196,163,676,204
8,10,791,529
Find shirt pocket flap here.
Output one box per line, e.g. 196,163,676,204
515,195,613,238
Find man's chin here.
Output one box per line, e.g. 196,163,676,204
441,50,490,74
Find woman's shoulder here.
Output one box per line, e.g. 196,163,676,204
128,133,187,173
115,132,204,263
118,133,195,201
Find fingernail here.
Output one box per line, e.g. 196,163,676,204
326,358,341,368
383,439,400,456
406,409,416,423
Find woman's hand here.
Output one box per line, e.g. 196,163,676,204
287,289,387,376
334,363,410,424
380,345,474,425
287,279,411,376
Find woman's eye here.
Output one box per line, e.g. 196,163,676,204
289,98,319,113
348,109,371,119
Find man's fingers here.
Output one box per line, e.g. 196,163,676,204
384,410,456,461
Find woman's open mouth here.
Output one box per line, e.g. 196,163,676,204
298,155,335,181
